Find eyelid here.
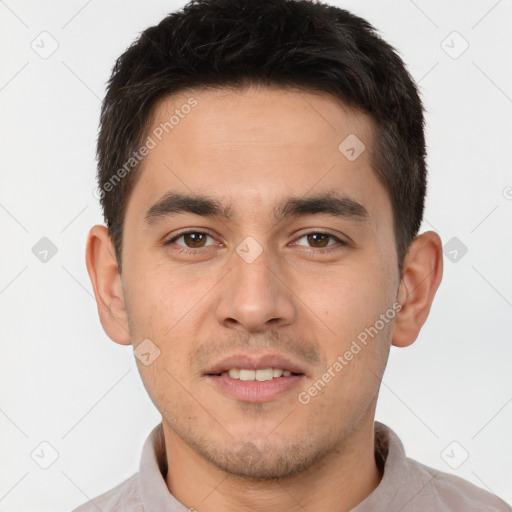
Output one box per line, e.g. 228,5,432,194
290,231,348,249
294,233,338,245
165,229,219,247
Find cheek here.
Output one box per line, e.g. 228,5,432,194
304,264,390,335
126,257,201,331
298,260,395,394
299,286,393,424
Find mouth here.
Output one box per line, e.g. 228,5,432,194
204,353,307,377
204,354,307,402
208,368,303,380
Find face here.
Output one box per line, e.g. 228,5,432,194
114,86,402,478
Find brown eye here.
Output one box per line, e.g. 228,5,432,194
166,231,215,249
182,232,208,248
306,233,330,248
295,232,339,249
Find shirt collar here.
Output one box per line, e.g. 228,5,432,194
352,421,441,511
138,423,189,511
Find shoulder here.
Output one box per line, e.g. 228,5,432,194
70,472,142,512
407,457,512,511
371,422,511,511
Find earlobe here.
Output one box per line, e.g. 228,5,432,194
85,225,132,346
391,231,443,348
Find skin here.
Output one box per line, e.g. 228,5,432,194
86,85,443,512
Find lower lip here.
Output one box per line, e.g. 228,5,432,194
205,374,304,402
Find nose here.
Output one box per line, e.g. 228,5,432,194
215,246,296,333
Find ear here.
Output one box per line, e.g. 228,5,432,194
85,225,131,346
392,231,443,348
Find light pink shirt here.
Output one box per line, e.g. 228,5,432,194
71,421,511,511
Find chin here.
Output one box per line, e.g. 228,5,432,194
199,438,331,481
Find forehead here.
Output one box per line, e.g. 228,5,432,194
128,85,391,229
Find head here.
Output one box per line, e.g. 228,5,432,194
87,0,442,480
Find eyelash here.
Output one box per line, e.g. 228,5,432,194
164,230,347,256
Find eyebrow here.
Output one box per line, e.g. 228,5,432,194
143,190,370,226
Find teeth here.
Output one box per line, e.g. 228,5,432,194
228,368,240,379
220,368,296,381
239,369,255,381
255,368,274,381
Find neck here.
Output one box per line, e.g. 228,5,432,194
163,415,382,512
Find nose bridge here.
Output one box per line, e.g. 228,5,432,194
215,238,295,332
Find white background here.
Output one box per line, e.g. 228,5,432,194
0,0,511,510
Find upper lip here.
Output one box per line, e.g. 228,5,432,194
205,353,308,376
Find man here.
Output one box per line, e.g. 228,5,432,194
75,0,511,510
